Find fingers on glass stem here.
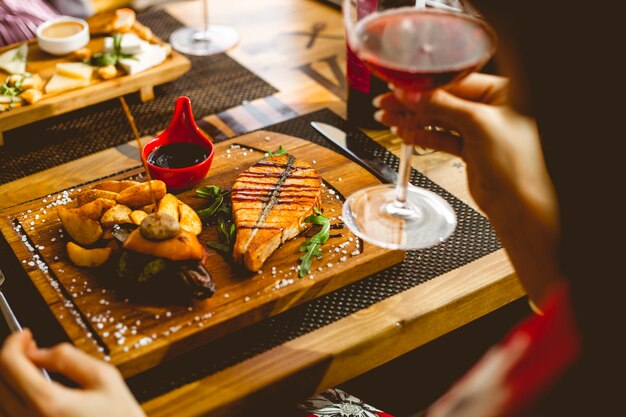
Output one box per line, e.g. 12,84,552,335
392,126,463,157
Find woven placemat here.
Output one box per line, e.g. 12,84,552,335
0,9,277,185
126,108,502,401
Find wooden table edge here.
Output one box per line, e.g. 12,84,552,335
141,249,522,417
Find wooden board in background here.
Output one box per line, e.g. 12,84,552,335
0,17,191,143
0,131,405,377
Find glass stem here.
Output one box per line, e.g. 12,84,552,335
201,0,210,37
394,143,414,209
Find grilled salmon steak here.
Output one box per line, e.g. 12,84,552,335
232,154,322,271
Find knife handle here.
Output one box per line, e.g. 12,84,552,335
0,291,22,333
0,291,52,382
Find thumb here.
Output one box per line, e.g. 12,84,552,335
0,330,54,400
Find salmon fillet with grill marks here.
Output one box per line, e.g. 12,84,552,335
231,154,322,271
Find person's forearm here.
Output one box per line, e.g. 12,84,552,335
487,185,565,304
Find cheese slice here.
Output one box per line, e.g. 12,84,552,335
118,44,166,75
56,62,94,80
104,33,147,55
0,43,28,74
44,74,90,94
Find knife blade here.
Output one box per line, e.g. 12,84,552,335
310,121,400,184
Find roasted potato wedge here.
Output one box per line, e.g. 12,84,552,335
93,180,139,193
22,74,44,91
75,189,119,206
179,202,202,235
66,242,111,267
132,21,153,41
117,181,166,208
71,47,92,61
130,210,148,225
57,206,103,245
20,89,43,104
76,198,116,220
97,65,117,80
101,204,133,227
157,194,180,220
109,8,136,33
6,74,21,86
142,203,156,214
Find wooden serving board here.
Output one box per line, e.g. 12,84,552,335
0,18,191,145
0,131,405,377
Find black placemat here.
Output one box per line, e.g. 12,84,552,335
0,9,277,185
126,108,502,401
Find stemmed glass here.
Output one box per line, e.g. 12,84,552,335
341,0,496,250
170,0,239,56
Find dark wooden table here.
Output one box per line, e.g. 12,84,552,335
0,1,523,415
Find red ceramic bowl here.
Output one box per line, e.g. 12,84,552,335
142,96,215,190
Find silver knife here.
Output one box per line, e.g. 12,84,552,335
311,121,400,184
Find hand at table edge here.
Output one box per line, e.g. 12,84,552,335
0,329,145,417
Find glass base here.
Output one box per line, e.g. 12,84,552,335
342,184,457,250
170,25,239,56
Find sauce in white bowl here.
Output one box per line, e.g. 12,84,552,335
37,17,90,56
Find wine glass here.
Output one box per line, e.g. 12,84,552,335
170,0,239,56
341,0,496,250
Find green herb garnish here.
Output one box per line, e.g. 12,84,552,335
196,185,231,220
87,33,136,67
13,49,26,63
0,77,25,108
196,185,222,200
299,208,330,277
196,185,235,256
265,145,287,157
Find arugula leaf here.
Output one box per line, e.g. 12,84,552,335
299,208,330,277
205,241,231,254
87,33,137,67
196,185,235,256
196,186,231,221
265,145,287,157
196,185,222,199
196,195,225,220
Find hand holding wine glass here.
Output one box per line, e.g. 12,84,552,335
376,72,565,303
341,0,496,250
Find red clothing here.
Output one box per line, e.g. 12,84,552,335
426,283,580,417
0,0,59,46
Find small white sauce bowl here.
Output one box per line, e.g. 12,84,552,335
36,16,90,56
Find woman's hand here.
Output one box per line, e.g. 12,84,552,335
374,73,564,303
0,330,145,417
375,73,549,216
